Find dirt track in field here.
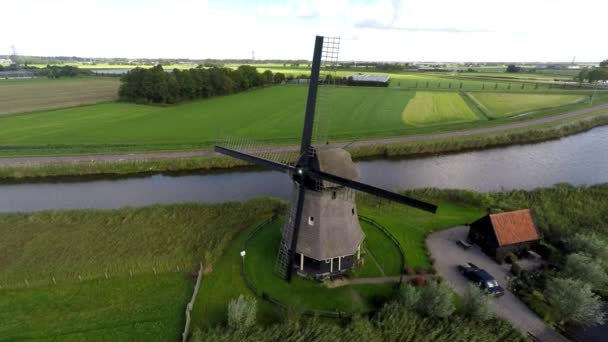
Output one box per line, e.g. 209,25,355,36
0,102,607,166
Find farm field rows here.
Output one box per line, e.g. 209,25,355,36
0,77,119,115
401,91,479,125
469,93,587,118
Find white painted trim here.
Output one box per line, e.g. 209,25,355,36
338,256,341,270
357,245,361,260
300,253,304,271
330,257,333,272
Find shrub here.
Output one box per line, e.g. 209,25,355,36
404,267,415,275
417,281,456,318
428,266,437,275
462,283,494,321
227,295,257,330
415,266,426,275
399,284,421,309
571,233,608,264
495,253,506,264
506,252,518,264
562,253,608,290
511,262,523,277
546,277,605,327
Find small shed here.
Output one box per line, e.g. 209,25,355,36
468,209,540,261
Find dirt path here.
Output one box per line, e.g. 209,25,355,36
1,103,607,166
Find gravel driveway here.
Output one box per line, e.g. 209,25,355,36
426,226,568,342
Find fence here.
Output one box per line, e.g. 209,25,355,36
239,214,406,320
182,262,204,342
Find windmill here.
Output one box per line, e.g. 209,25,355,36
215,36,438,282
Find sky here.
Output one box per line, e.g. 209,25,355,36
1,0,607,62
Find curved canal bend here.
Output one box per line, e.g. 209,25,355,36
1,126,608,213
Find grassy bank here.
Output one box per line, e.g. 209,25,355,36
1,109,607,181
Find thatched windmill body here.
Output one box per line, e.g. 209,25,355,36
215,36,437,282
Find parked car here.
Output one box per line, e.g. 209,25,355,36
458,262,505,297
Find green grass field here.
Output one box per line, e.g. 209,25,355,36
469,92,588,118
0,274,191,341
0,77,119,115
401,91,479,125
357,195,484,267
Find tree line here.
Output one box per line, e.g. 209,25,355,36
118,65,286,104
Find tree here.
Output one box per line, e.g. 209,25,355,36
571,233,608,264
273,72,286,84
417,281,456,318
562,253,608,289
546,277,605,327
588,67,608,83
506,64,520,73
600,59,608,67
462,283,494,321
576,68,589,84
227,295,257,330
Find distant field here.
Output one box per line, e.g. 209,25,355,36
469,92,588,118
401,91,479,125
0,86,415,151
0,82,601,156
0,77,119,115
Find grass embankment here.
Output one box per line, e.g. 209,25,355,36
1,109,607,181
0,77,119,115
401,91,478,125
468,92,587,118
0,199,283,340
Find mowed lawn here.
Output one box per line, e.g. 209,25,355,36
0,86,412,149
0,77,119,115
401,91,479,126
469,92,587,118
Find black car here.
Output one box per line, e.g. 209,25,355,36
458,262,505,297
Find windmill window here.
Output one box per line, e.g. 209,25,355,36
332,191,336,199
308,216,314,226
325,258,331,263
352,208,355,215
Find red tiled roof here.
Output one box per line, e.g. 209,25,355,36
489,209,539,246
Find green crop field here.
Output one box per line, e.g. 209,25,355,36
0,77,120,115
469,92,588,118
401,91,479,125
